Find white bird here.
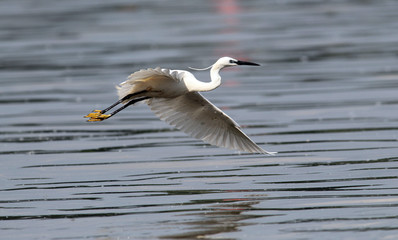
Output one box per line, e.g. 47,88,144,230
84,56,275,155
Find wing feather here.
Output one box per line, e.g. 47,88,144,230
147,92,275,154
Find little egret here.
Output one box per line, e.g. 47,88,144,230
84,56,275,155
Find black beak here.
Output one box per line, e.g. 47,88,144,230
235,60,260,66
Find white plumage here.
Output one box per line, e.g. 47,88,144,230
85,57,275,155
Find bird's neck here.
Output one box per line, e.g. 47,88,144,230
193,65,222,92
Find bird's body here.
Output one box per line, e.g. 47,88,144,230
85,57,275,155
117,68,193,99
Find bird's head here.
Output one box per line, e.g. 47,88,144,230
216,56,260,69
189,56,260,71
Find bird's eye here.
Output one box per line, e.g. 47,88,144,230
229,59,235,64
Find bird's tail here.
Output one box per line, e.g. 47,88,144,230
116,68,159,102
116,82,135,103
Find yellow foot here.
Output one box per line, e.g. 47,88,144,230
84,110,111,122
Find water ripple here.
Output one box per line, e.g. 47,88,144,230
2,0,398,239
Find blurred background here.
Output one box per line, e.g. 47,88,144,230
1,0,398,239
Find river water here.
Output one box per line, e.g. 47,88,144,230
1,0,398,239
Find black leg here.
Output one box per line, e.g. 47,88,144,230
84,90,150,122
106,96,151,119
100,90,148,114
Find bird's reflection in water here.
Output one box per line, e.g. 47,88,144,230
160,194,272,239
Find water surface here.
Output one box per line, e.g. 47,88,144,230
1,0,398,239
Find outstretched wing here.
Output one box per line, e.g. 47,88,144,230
147,92,275,155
